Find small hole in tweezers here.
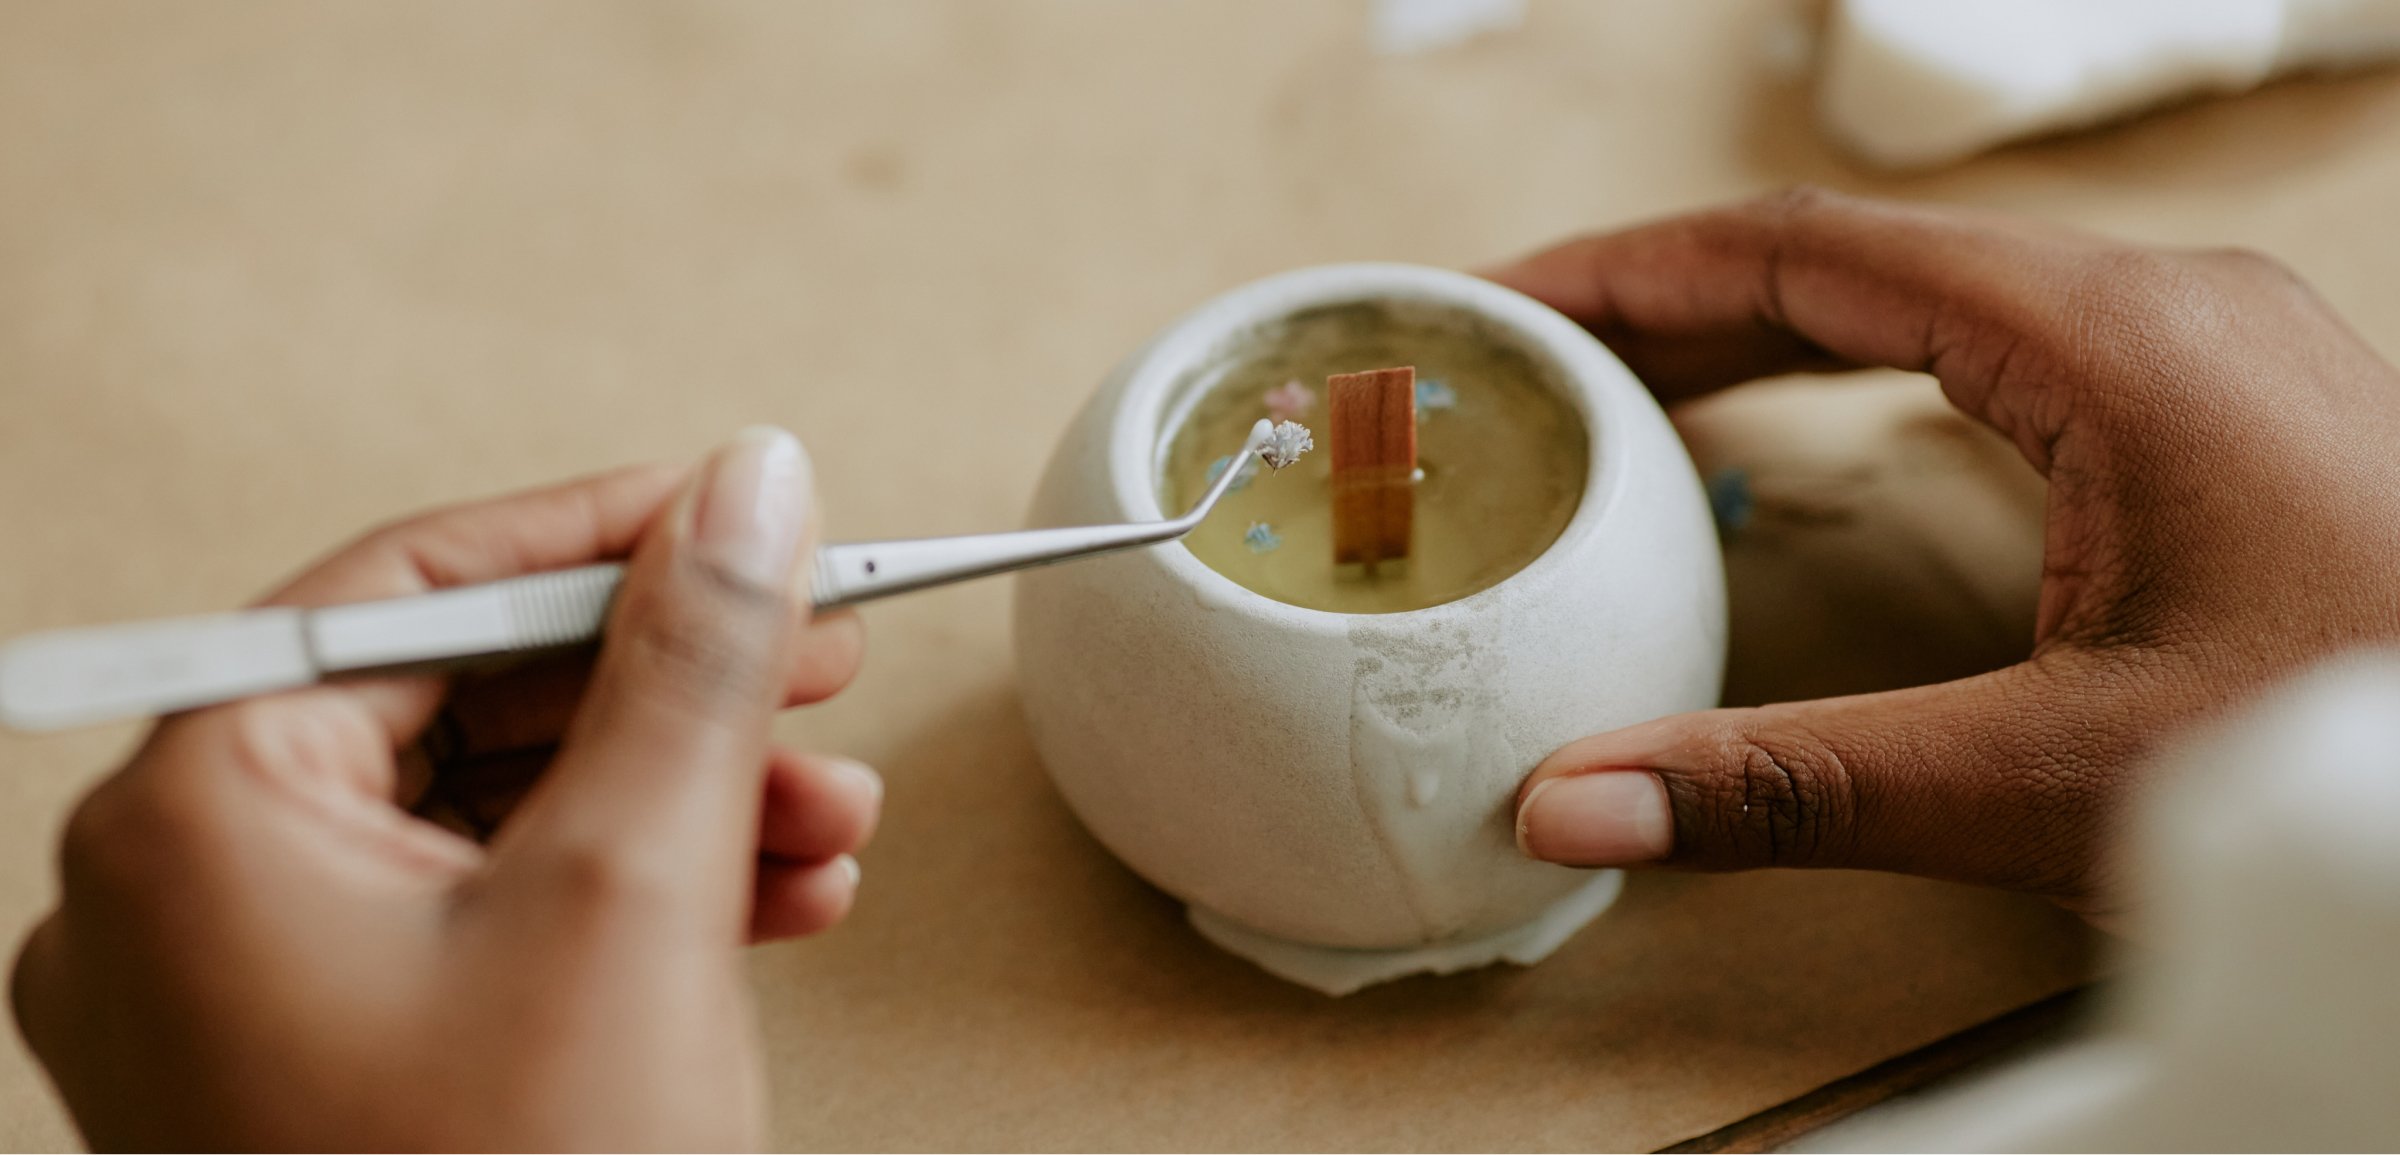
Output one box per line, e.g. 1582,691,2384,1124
864,559,878,575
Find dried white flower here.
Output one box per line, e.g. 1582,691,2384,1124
1259,420,1315,471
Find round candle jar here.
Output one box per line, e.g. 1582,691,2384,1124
1013,264,1726,994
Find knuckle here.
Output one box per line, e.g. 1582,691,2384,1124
540,841,683,919
1749,183,1842,226
343,506,490,591
788,613,867,702
54,790,127,888
2060,248,2251,417
55,773,208,901
2059,244,2349,450
208,697,378,796
1738,185,1848,262
2195,245,2301,291
1705,720,1858,868
350,513,442,571
367,503,470,553
2192,246,2337,330
53,706,324,900
214,699,304,784
1727,185,1847,329
2071,249,2233,356
8,918,67,1057
2077,248,2213,319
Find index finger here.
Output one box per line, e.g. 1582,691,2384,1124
1483,188,2134,472
259,463,689,743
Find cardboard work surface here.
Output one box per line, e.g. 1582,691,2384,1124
3,2,2398,1149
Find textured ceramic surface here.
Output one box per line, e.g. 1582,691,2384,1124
1013,264,1726,985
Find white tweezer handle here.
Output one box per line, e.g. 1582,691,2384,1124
0,566,626,734
0,526,1183,734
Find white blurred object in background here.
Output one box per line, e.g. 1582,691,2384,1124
1372,0,1527,55
1818,653,2400,1150
1819,0,2400,168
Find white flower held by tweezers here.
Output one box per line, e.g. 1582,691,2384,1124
1259,420,1315,471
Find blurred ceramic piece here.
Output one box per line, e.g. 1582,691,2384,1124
1808,653,2400,1151
1818,0,2400,169
1012,264,1725,994
1371,0,1526,55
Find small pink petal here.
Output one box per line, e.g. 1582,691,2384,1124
1264,380,1317,422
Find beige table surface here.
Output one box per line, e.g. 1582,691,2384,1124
3,2,2398,1150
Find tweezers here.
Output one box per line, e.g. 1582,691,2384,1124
0,420,1288,732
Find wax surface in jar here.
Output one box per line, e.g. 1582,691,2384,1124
1159,302,1588,614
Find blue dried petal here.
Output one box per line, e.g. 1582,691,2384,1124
1242,521,1282,553
1414,378,1458,413
1706,468,1753,536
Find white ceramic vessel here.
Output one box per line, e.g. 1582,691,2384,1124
1012,264,1726,994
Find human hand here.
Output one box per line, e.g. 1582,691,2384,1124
10,428,879,1149
1493,190,2400,918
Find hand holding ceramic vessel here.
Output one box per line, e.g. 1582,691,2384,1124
10,431,880,1149
1499,189,2400,920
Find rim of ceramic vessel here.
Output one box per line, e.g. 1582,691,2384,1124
1109,262,1630,624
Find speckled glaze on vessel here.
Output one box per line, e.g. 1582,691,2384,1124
1012,264,1726,993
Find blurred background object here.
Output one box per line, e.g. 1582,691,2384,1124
1807,654,2400,1150
1818,0,2400,168
1372,0,1527,55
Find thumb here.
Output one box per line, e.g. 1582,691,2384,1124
490,426,816,931
1514,660,2116,895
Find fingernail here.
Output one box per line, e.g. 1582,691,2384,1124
834,853,861,888
826,757,884,807
694,426,810,587
1517,772,1673,866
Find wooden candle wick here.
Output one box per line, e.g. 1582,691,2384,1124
1328,366,1416,568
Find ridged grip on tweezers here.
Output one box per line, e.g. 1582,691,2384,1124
501,565,623,649
306,564,626,672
